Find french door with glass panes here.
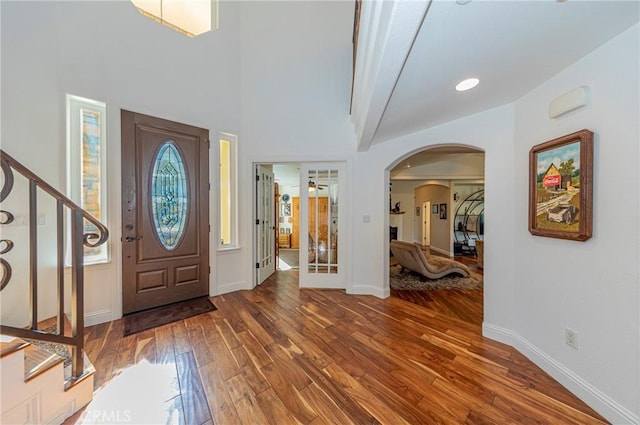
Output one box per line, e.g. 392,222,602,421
255,164,275,285
299,163,345,288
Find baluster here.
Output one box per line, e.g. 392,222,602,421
57,200,64,335
29,180,38,329
70,209,84,378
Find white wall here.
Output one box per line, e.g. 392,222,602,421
0,1,357,322
349,105,516,308
232,1,357,292
1,0,242,324
497,24,638,423
352,27,640,423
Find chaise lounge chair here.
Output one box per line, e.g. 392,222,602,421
390,240,470,280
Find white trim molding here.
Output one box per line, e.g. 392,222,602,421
214,280,250,296
348,283,389,299
85,309,112,327
483,322,639,425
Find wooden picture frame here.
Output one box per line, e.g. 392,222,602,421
439,203,447,220
432,204,438,214
528,129,593,241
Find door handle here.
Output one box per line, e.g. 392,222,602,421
124,236,141,242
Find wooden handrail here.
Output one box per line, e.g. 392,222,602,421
0,149,109,380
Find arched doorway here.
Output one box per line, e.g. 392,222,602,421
386,145,485,323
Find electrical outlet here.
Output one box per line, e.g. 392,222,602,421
565,328,579,349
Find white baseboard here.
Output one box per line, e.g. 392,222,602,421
214,280,250,296
483,322,638,425
84,309,111,327
348,283,389,299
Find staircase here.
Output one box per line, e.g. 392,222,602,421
1,335,95,423
0,150,109,423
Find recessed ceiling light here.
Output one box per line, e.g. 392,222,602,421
455,78,480,92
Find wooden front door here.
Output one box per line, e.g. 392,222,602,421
121,110,209,314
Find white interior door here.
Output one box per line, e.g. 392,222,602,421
422,201,431,246
299,163,345,288
255,164,275,285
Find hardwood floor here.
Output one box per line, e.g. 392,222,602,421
65,268,607,424
391,251,484,325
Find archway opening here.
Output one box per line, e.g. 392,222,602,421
386,144,485,324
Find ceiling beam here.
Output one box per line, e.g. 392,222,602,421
350,0,431,152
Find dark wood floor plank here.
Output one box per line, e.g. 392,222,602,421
175,351,211,425
299,382,358,425
230,343,270,395
254,387,301,425
200,315,241,380
294,354,376,425
171,320,192,355
198,362,242,425
154,322,177,364
236,330,274,369
224,373,272,424
323,362,404,425
184,316,215,368
215,317,243,350
260,358,318,424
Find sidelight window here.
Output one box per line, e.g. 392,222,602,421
66,94,108,264
66,95,109,264
219,132,238,248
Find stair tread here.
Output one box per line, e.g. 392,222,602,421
0,336,30,358
24,343,65,382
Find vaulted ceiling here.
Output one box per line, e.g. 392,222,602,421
351,0,639,151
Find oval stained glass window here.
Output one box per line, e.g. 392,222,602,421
151,142,188,250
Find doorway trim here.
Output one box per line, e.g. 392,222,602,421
250,157,351,291
384,144,485,294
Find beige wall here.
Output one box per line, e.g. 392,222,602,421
414,184,450,254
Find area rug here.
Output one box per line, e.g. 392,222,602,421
124,297,216,336
390,265,483,291
279,248,299,268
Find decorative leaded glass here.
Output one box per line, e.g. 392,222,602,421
81,108,102,257
151,142,188,250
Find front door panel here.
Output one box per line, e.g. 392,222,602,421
121,110,209,314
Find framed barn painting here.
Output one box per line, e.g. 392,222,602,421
528,129,593,241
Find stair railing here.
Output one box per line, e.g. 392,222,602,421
0,149,109,380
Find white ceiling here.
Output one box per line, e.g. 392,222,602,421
370,0,639,145
390,146,484,179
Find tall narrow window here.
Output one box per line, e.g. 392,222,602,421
67,95,108,264
219,132,237,248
